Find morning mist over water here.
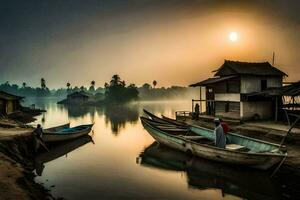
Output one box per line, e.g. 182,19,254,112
1,1,300,200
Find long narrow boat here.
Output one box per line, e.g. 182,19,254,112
140,113,287,170
161,114,187,126
43,124,94,142
143,109,188,127
44,123,70,132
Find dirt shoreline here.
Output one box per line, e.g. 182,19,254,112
0,128,56,200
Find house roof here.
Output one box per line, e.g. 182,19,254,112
189,75,237,87
214,60,287,77
0,90,23,101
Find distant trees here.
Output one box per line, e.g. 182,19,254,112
104,74,139,103
38,78,50,96
0,77,192,101
89,80,96,93
153,80,157,88
41,78,46,89
110,75,121,86
67,82,71,90
142,83,151,90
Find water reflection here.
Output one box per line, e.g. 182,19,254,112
138,142,281,200
60,103,140,134
25,98,294,200
34,135,93,176
103,104,139,135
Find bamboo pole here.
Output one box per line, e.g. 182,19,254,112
279,115,300,150
270,153,287,178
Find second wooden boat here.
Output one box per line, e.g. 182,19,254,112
143,109,188,127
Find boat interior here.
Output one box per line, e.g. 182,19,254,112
142,115,283,154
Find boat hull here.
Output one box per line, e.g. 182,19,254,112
43,124,93,142
141,118,285,170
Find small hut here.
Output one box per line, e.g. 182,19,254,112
0,90,23,116
58,91,91,105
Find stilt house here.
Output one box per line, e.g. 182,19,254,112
190,60,287,121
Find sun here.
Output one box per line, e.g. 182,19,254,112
229,32,238,42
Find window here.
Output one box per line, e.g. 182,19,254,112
261,80,267,91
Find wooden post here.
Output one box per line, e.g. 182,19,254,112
200,87,202,114
275,96,278,122
192,99,194,113
279,114,300,150
283,109,291,126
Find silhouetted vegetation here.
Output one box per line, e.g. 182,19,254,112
104,75,139,104
0,80,51,97
0,76,196,101
0,80,104,97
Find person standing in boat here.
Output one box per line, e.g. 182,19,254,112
32,124,44,152
214,118,226,148
220,118,230,143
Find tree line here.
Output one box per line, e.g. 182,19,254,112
0,75,195,101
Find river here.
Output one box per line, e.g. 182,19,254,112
23,97,293,200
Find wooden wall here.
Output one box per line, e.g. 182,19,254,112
215,102,240,119
241,101,273,120
0,100,4,115
240,75,282,93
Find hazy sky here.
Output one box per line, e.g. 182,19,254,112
0,0,299,88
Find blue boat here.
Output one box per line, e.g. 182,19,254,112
43,123,94,142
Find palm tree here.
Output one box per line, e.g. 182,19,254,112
153,80,157,88
110,74,121,86
41,78,46,89
89,80,96,92
66,82,71,90
22,82,27,88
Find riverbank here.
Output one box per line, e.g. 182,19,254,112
0,121,55,199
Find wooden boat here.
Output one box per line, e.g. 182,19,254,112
161,114,187,126
140,114,287,170
44,123,70,132
143,109,188,127
43,124,94,142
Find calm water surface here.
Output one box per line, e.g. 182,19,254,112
24,98,291,200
